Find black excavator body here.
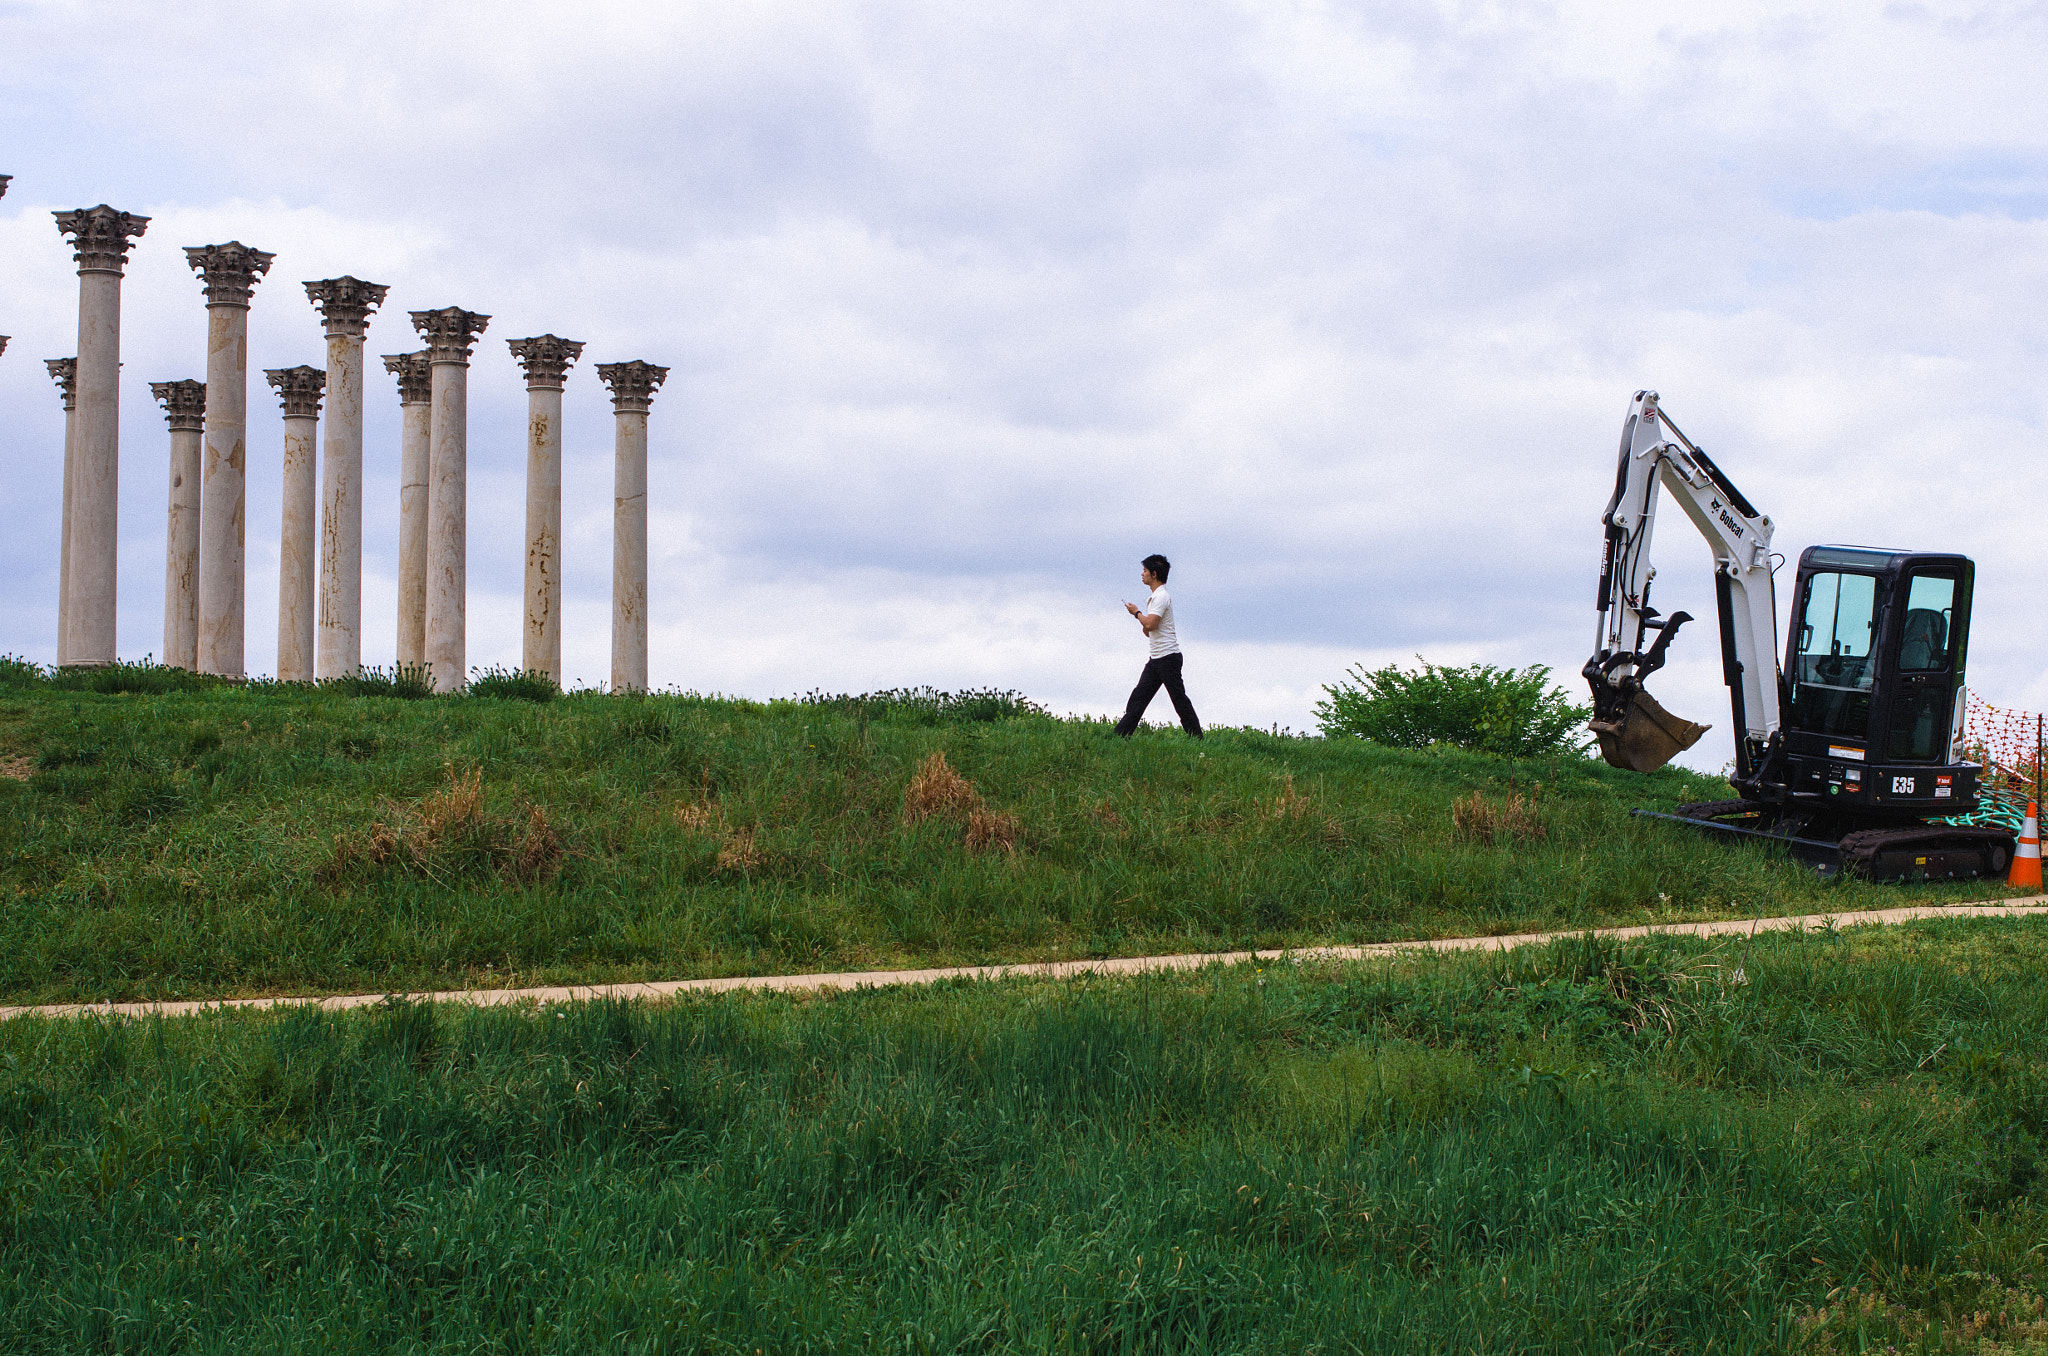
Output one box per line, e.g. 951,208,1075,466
1639,545,2013,881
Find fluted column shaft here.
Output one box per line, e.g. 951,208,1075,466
45,360,77,666
308,278,387,679
509,335,583,683
527,384,564,676
58,396,76,665
598,360,666,695
426,365,469,692
268,367,324,682
189,242,273,678
317,334,363,676
277,414,318,679
152,380,206,670
412,308,489,693
198,305,248,675
57,208,149,666
68,272,121,664
611,409,649,692
384,352,432,671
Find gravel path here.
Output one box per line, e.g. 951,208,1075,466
6,897,2044,1021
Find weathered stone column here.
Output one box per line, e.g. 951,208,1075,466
151,380,207,670
382,352,433,672
44,359,77,665
379,352,432,672
186,242,274,677
409,308,489,693
507,335,584,682
597,361,667,694
265,367,325,681
55,207,149,667
304,278,389,679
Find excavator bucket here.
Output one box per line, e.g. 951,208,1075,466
1591,688,1709,774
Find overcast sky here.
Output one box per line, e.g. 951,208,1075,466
3,0,2045,764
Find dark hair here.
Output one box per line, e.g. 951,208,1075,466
1142,554,1171,583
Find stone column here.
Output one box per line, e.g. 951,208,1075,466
597,361,668,694
382,352,434,672
186,242,274,678
54,206,149,667
151,380,207,670
266,367,325,681
409,308,490,693
44,359,77,665
304,277,389,679
507,335,584,682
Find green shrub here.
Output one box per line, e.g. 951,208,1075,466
1316,657,1592,758
798,685,1047,725
323,663,435,700
43,657,222,696
466,665,561,702
0,655,43,689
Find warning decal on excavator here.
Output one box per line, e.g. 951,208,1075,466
1830,746,1865,761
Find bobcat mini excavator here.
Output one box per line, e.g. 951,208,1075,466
1585,390,2015,881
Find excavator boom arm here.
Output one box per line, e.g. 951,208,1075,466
1586,390,1781,774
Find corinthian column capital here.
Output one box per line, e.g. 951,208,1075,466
382,350,433,404
55,206,151,275
410,307,490,365
0,175,11,198
304,277,391,337
45,358,77,412
265,365,326,419
508,335,585,390
151,379,208,431
185,242,275,308
597,360,669,413
0,337,8,358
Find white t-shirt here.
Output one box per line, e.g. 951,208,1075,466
1142,585,1180,658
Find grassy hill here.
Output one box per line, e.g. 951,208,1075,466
0,661,2025,1006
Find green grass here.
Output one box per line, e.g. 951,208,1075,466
0,666,2027,1006
7,916,2048,1352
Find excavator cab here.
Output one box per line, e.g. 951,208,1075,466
1770,546,1977,814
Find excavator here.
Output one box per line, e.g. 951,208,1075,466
1584,390,2015,881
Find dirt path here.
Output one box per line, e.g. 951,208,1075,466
6,897,2045,1022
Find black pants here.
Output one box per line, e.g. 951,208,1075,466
1115,652,1203,738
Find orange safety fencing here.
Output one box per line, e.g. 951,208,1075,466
1944,691,2045,832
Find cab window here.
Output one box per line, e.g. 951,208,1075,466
1788,571,1880,738
1897,574,1955,671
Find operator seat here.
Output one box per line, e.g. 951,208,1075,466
1900,609,1947,670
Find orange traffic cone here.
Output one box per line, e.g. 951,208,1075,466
2009,801,2042,889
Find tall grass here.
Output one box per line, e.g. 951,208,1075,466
0,677,2025,1006
5,917,2048,1352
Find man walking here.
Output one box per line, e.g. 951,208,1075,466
1115,554,1203,739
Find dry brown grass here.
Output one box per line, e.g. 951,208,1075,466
1263,773,1314,821
330,765,564,884
715,828,764,872
1090,799,1125,830
511,806,564,883
0,755,32,783
965,806,1022,854
1451,789,1546,845
674,800,721,833
903,751,981,823
899,751,1023,853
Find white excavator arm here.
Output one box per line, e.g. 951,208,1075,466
1585,390,1781,774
